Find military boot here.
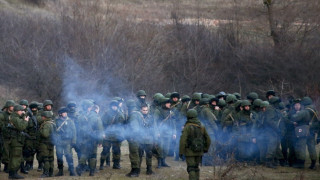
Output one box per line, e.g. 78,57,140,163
20,163,29,174
25,161,32,171
126,168,134,177
265,158,276,169
76,164,83,176
89,168,95,176
106,158,110,167
9,171,25,179
55,168,64,176
293,159,305,169
309,160,316,170
40,169,49,178
161,158,170,167
4,163,9,173
113,160,121,169
157,158,162,168
99,159,105,170
37,162,43,172
146,165,154,175
69,167,76,176
49,168,53,177
126,168,139,177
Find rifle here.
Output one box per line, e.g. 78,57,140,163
27,108,38,131
56,119,68,132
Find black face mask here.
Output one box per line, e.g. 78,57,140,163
139,98,146,104
68,107,76,113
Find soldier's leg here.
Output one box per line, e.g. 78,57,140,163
65,144,75,176
294,137,307,168
126,139,140,177
307,134,317,169
55,144,64,176
138,144,144,168
48,145,54,177
265,133,278,168
145,144,154,174
76,144,89,176
88,142,97,176
112,141,121,169
100,140,110,169
174,132,181,160
2,138,11,172
8,143,23,173
186,156,200,180
39,143,50,177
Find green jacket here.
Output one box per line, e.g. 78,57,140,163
77,110,103,144
221,104,237,131
233,110,253,143
293,105,319,135
262,105,282,135
154,107,176,137
101,109,125,141
0,111,11,135
55,117,76,144
179,117,211,156
39,118,56,144
199,105,218,135
126,109,144,140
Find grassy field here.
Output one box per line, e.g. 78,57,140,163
0,141,320,180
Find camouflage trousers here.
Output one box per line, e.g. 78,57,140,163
56,142,74,170
9,138,24,172
100,140,121,163
38,143,54,173
186,156,201,180
139,144,153,167
128,139,140,168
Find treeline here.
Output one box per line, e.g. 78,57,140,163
0,0,319,108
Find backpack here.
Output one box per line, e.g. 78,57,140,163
187,123,205,152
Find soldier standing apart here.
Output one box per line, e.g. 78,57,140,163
139,104,157,175
100,100,125,170
38,111,56,178
55,107,76,176
7,105,29,179
179,109,211,180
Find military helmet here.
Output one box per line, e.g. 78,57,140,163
200,98,209,105
110,100,119,107
181,95,191,103
293,98,301,104
253,99,263,108
202,94,210,99
136,90,147,97
153,93,163,99
233,92,241,100
58,107,68,114
29,101,39,109
187,109,198,118
234,100,242,108
241,100,251,107
170,92,180,99
165,93,172,98
192,93,201,101
113,97,124,103
41,111,53,118
4,100,15,108
43,100,53,107
81,99,94,109
209,97,219,104
19,99,29,106
226,94,237,103
266,90,276,98
160,97,170,104
260,101,269,108
301,97,312,106
216,91,226,99
37,103,43,110
14,105,24,111
218,99,226,108
269,96,280,105
126,99,136,108
247,92,259,101
67,101,77,108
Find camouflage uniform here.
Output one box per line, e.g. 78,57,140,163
100,101,125,170
38,111,56,178
55,107,76,176
179,109,211,180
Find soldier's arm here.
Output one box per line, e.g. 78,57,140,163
11,116,28,131
40,123,51,138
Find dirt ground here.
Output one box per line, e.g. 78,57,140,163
1,141,320,180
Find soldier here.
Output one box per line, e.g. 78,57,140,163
138,104,157,175
292,97,318,169
76,100,103,176
38,111,56,178
136,90,148,110
55,107,76,176
179,109,211,180
66,101,81,162
170,92,182,160
22,101,39,172
7,105,29,179
100,100,125,170
150,93,164,116
247,92,259,104
261,97,283,168
181,93,201,116
199,98,218,166
126,99,143,177
0,100,16,173
154,97,176,168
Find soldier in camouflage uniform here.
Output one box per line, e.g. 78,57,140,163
199,98,218,165
170,92,183,161
76,100,103,176
22,101,39,173
55,107,76,176
0,100,16,173
7,105,29,179
154,97,176,168
136,90,148,110
38,111,56,178
100,100,125,170
66,101,81,162
181,93,201,116
139,104,157,175
179,109,211,180
126,99,143,177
